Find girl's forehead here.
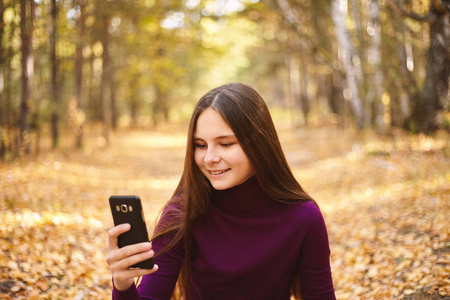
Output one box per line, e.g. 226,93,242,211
195,108,234,138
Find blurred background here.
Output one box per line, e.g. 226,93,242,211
0,0,449,299
0,0,448,155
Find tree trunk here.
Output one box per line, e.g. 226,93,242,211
128,74,140,126
2,5,15,158
331,0,364,129
387,1,415,126
152,84,164,127
0,0,5,158
50,0,59,148
100,6,111,144
19,0,32,154
110,63,118,129
299,59,310,125
408,2,450,133
368,0,386,133
330,70,346,128
286,51,301,126
74,0,86,148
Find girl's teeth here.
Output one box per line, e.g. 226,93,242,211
211,169,229,175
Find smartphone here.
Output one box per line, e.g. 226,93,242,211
109,195,154,269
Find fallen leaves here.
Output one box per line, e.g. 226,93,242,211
0,208,112,299
0,124,449,299
285,127,449,299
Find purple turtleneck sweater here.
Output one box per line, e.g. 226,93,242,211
112,177,335,300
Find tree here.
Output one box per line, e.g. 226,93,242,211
19,0,33,154
97,0,113,144
389,0,450,133
331,0,364,129
0,0,5,157
367,0,385,133
74,0,86,148
50,0,60,147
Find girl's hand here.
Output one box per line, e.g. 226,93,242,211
106,224,159,291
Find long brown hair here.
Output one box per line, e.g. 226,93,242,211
152,83,312,299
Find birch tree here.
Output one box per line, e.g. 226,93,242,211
331,0,364,129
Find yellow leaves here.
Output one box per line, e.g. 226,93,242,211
282,126,450,299
0,207,111,298
1,125,449,299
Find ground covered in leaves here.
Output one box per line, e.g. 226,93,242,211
0,122,449,299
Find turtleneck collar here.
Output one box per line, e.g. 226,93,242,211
211,176,270,215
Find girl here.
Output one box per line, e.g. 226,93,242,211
106,83,336,299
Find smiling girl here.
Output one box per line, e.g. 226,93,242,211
106,83,336,300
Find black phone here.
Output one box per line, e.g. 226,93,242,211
109,195,154,269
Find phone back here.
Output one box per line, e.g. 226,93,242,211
109,195,153,269
109,195,149,247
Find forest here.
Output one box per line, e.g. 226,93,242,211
0,0,448,156
0,0,449,299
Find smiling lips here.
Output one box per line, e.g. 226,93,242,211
209,168,231,175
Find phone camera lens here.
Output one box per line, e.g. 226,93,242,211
121,204,128,212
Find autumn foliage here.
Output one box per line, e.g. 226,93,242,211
0,123,449,299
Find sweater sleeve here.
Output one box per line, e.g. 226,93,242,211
297,202,336,300
112,205,185,300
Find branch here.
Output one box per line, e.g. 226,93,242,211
386,0,436,24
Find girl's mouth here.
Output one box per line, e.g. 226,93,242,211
209,168,231,175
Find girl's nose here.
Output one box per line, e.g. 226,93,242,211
204,148,220,164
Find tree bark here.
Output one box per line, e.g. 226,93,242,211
74,0,86,148
368,0,386,133
331,0,364,129
19,0,32,154
100,6,111,144
0,0,5,157
50,0,59,147
286,51,301,126
388,0,416,126
299,58,310,125
408,1,450,133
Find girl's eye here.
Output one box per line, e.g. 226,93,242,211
195,143,206,149
221,143,234,147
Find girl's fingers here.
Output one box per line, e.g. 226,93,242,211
107,224,131,251
115,245,154,270
106,241,154,269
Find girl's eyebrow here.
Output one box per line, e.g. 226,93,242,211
216,135,236,139
194,134,236,140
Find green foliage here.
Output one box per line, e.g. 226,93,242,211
0,0,441,158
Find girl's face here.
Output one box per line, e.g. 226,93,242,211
194,107,254,190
